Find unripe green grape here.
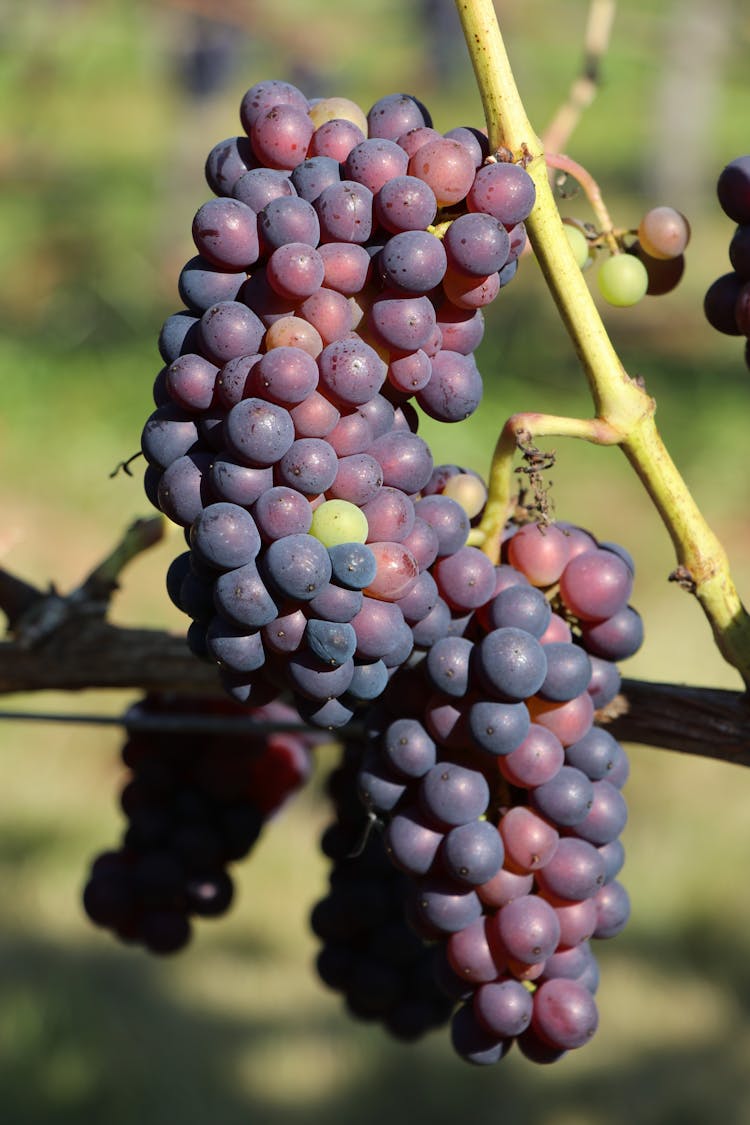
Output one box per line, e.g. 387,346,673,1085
310,499,369,546
597,254,648,307
637,206,690,260
564,223,591,269
442,472,487,519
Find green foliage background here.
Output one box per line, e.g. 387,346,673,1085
2,1,750,1121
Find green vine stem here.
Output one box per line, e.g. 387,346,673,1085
455,0,750,687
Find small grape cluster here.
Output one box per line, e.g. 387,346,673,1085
321,519,639,1065
312,741,455,1041
704,155,750,369
565,206,690,308
83,694,313,953
141,80,537,724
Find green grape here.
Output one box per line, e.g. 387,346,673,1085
564,223,590,269
310,499,369,547
597,254,649,307
442,472,487,519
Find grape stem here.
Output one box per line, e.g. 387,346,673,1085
471,412,620,557
455,0,750,688
544,152,619,254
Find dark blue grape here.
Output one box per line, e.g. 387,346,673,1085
419,763,489,827
467,699,530,757
328,542,378,590
441,820,504,886
262,533,332,601
213,562,278,627
476,627,547,702
538,643,592,702
190,502,261,570
306,619,357,666
486,584,551,637
426,635,473,698
381,718,436,779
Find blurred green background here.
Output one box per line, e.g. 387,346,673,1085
2,0,750,1121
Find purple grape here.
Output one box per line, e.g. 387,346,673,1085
474,979,533,1038
327,453,384,505
210,455,273,506
307,582,363,623
532,978,598,1049
531,766,594,827
253,486,312,540
417,350,483,422
232,166,296,211
396,570,439,624
190,502,261,570
486,584,552,637
156,451,212,526
476,627,548,702
204,135,256,195
419,763,489,828
178,255,246,314
441,820,504,886
467,162,536,226
205,616,265,673
224,398,295,466
369,293,437,352
213,562,278,628
141,405,200,469
351,597,407,659
368,93,432,140
305,619,357,666
717,155,750,224
410,598,452,647
368,430,434,493
261,533,332,601
198,301,265,365
239,79,309,132
565,727,624,781
538,643,592,703
275,437,338,494
586,656,622,709
250,104,314,172
314,180,374,244
380,229,447,293
426,635,473,697
317,338,386,406
434,304,485,355
414,877,483,935
433,546,497,611
361,487,416,543
444,212,510,276
262,607,307,654
192,198,260,269
704,271,744,336
259,195,321,251
381,717,436,778
345,658,389,702
581,606,644,661
251,346,319,407
290,155,341,202
344,138,409,193
598,839,625,883
413,494,470,556
535,837,606,901
467,699,530,757
572,780,628,845
384,808,444,876
494,894,561,965
158,311,200,363
374,175,438,233
450,1004,509,1066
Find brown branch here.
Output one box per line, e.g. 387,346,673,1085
0,619,217,696
601,679,750,767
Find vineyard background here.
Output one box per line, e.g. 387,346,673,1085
2,0,750,1121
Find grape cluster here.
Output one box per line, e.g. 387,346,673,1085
704,155,750,369
82,694,313,953
312,740,454,1040
333,519,638,1065
141,80,536,723
565,205,690,308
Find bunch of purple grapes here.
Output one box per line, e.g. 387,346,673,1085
83,694,313,954
704,155,750,367
312,740,454,1040
334,519,638,1065
140,79,536,724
